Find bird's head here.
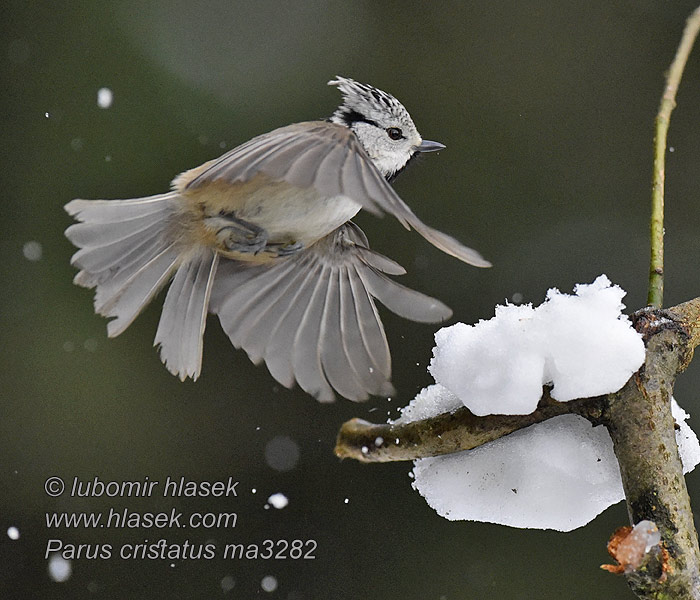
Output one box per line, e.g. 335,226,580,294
328,76,444,181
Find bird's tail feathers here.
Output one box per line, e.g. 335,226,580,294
65,193,218,380
154,249,219,381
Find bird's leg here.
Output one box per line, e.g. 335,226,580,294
205,211,268,254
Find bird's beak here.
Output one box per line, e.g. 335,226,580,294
415,139,446,153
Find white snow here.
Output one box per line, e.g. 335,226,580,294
97,87,113,109
411,398,699,531
261,575,278,592
429,276,645,416
392,384,462,424
412,414,623,531
267,493,289,509
22,240,42,261
404,276,700,531
672,399,700,474
47,554,72,583
7,526,19,540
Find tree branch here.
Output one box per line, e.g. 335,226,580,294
648,5,700,308
335,298,700,598
335,388,606,463
603,318,700,598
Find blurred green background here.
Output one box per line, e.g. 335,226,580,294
2,1,700,598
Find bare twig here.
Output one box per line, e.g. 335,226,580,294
335,389,606,463
648,5,700,308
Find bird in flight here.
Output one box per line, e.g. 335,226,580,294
65,77,490,402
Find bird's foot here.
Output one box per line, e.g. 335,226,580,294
206,212,268,254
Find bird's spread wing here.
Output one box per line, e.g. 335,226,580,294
208,222,452,402
183,121,491,268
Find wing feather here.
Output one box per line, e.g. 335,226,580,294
311,141,347,197
217,260,299,352
264,261,323,388
319,268,368,401
154,250,219,381
356,264,453,323
347,263,391,379
291,264,336,402
211,221,456,401
236,261,310,364
338,267,394,397
182,122,490,266
278,139,329,189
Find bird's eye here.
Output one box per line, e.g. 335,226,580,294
386,127,403,141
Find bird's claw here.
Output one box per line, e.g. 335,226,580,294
206,213,268,254
269,241,304,257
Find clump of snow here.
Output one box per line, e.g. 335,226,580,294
412,414,623,531
411,398,699,531
538,278,645,401
398,276,699,530
7,526,19,540
672,399,700,473
267,493,289,509
47,554,72,583
429,276,645,416
392,384,462,424
97,87,113,109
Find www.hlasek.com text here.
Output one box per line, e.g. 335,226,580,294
46,507,238,529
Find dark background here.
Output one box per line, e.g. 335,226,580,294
2,1,700,598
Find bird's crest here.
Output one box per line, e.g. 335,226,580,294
328,76,414,127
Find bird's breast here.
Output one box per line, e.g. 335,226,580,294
180,175,362,247
237,186,361,245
